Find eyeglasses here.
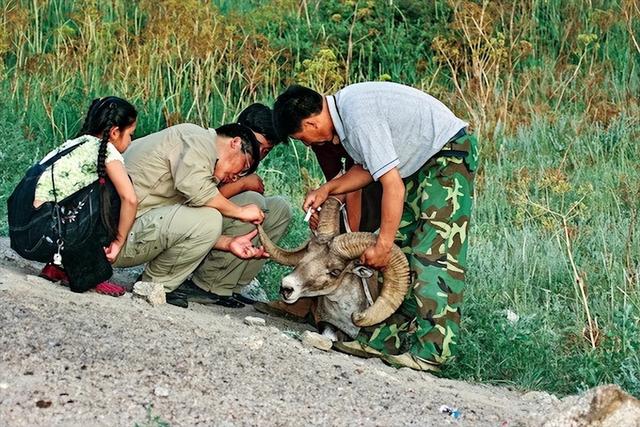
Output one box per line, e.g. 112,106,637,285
238,151,252,177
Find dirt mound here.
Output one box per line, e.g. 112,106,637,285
0,238,635,426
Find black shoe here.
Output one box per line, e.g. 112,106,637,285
232,292,257,305
215,295,245,308
166,291,189,308
179,279,245,308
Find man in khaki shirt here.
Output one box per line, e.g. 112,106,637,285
114,123,291,308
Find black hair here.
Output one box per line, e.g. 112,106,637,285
215,123,261,176
273,85,323,139
79,96,137,240
237,103,284,146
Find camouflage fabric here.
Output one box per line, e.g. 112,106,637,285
357,133,479,366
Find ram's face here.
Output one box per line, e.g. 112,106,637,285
279,241,349,303
257,197,411,328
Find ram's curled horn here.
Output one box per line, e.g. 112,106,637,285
315,197,342,241
329,233,410,327
257,224,308,266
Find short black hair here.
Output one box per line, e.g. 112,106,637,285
237,103,284,146
215,123,261,175
273,85,323,139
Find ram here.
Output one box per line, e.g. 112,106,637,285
258,198,410,340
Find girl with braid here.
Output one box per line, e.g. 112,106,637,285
14,96,138,296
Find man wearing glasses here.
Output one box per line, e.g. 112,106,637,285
113,122,291,308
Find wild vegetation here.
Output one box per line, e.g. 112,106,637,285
1,0,639,398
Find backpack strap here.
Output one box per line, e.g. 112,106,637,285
50,162,64,265
39,136,89,166
45,137,90,265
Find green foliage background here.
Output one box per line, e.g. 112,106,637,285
1,0,639,397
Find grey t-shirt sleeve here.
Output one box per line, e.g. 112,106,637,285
349,123,400,181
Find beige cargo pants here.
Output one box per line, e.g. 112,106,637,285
114,192,291,294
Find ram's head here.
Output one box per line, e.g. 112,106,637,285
257,198,410,327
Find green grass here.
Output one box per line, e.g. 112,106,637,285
1,0,639,399
445,115,640,396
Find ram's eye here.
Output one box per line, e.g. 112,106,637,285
328,269,342,277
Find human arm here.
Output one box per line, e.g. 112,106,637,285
218,174,264,198
345,189,362,232
360,168,404,270
104,160,138,263
213,229,268,259
303,165,373,211
165,131,264,223
204,194,265,224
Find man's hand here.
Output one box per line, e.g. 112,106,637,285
240,174,265,194
229,229,269,260
237,203,265,224
303,185,330,212
360,241,392,271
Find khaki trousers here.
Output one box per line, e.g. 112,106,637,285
192,192,291,296
114,192,291,294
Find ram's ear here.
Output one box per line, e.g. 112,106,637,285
330,232,411,327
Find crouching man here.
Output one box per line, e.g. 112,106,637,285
113,123,291,308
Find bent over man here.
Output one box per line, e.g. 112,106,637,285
273,82,479,371
114,123,291,308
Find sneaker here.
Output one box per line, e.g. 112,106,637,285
332,341,383,359
381,353,441,373
39,263,69,285
254,301,308,323
94,281,126,297
178,280,244,308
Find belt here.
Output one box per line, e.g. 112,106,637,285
438,127,468,157
406,128,470,179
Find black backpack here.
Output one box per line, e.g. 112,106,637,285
7,139,119,291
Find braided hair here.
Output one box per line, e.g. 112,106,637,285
78,96,137,240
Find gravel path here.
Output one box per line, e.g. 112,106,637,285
0,239,556,426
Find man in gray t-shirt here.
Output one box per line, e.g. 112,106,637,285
273,82,479,371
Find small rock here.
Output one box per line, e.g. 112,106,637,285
133,282,166,306
36,399,52,408
244,316,266,326
0,382,8,390
542,384,640,427
153,386,170,397
247,339,264,350
301,331,333,351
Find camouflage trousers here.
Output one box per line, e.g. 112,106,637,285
358,132,479,365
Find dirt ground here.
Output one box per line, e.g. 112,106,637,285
0,238,564,426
